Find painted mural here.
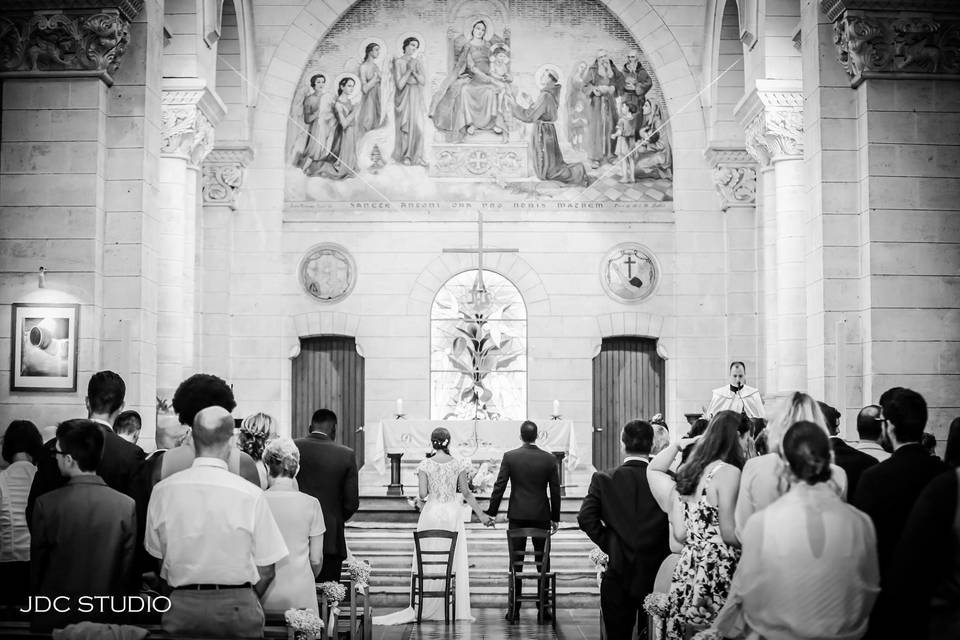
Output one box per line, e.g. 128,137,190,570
285,0,672,208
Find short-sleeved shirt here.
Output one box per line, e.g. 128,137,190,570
145,457,288,587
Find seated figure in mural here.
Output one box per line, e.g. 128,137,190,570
310,76,360,180
429,20,512,139
511,69,588,185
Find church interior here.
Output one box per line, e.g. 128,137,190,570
0,0,958,637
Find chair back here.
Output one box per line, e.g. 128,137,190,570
413,529,458,580
506,527,551,575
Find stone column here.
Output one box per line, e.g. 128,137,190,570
707,147,760,385
815,0,960,434
758,166,778,392
0,1,159,430
158,83,223,400
199,144,253,379
739,85,807,395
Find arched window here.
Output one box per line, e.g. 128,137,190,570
430,270,527,420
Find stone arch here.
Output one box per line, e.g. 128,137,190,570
252,0,707,169
214,0,258,143
406,252,550,316
592,311,672,361
286,311,368,358
702,0,748,144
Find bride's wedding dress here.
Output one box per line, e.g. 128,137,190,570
373,457,475,624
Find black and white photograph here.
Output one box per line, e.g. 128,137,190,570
0,0,957,639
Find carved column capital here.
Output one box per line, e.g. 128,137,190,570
820,0,960,87
705,147,758,211
161,81,225,167
0,1,143,85
202,145,254,210
736,84,804,165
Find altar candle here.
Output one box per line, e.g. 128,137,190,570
553,399,560,416
396,398,403,415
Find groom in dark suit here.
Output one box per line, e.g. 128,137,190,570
485,421,562,618
578,420,670,640
294,409,360,582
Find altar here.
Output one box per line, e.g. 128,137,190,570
369,419,579,474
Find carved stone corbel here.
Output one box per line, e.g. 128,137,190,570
201,145,254,210
705,147,758,210
161,82,226,167
0,1,143,85
736,84,804,165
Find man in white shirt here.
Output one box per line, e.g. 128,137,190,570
854,404,892,462
145,406,288,638
706,361,765,419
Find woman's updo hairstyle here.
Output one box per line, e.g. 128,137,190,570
782,420,832,484
427,426,451,458
262,437,301,479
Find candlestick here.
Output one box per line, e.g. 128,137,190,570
396,398,403,416
552,399,560,416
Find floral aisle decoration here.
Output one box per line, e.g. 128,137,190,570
690,630,722,640
345,557,371,592
319,581,346,634
284,608,324,640
588,546,609,588
643,593,670,640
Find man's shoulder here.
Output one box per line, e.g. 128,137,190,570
155,464,261,496
104,429,146,460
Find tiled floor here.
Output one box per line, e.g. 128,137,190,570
372,608,602,640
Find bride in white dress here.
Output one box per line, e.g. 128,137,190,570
374,427,494,625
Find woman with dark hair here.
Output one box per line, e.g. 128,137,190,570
0,419,43,606
648,411,744,639
945,417,960,468
715,421,879,639
374,427,493,624
357,42,384,135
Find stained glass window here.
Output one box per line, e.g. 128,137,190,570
430,270,527,420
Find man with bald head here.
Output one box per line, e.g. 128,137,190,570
145,406,288,638
855,404,891,462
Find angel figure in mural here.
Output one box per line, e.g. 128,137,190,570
309,74,361,180
357,42,387,136
582,49,623,168
429,19,513,139
512,67,588,185
620,50,653,136
391,36,429,166
297,73,336,172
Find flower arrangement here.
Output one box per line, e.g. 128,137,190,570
588,546,609,587
284,608,323,640
467,460,498,494
690,629,722,640
345,557,371,591
643,592,670,618
319,581,346,633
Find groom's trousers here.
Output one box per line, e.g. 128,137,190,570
600,571,647,640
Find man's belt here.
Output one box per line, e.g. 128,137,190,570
175,582,252,590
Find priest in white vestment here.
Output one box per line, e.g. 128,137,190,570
706,361,765,419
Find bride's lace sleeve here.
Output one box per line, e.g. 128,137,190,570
416,458,431,476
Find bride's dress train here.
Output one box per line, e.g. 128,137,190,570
373,457,474,624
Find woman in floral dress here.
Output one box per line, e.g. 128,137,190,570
648,410,745,639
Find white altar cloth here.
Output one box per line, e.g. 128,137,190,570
370,419,579,473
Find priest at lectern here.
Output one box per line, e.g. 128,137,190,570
706,361,765,419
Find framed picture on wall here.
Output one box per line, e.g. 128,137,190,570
10,303,80,392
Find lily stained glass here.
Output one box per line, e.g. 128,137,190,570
430,270,527,420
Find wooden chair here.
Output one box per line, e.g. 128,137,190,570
505,527,556,625
314,574,372,640
409,529,458,624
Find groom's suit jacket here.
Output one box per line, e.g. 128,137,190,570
577,459,670,597
294,432,359,559
485,443,561,523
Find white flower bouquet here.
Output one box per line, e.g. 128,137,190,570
690,629,722,640
589,546,609,587
643,592,670,618
284,608,323,640
319,581,347,633
467,460,498,494
345,557,371,591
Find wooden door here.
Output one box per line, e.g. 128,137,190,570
592,337,665,470
291,336,365,458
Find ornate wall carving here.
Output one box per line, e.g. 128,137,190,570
0,1,142,83
705,148,758,210
202,146,253,209
738,88,803,166
821,0,960,86
161,87,224,167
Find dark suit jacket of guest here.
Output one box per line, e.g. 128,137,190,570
30,476,137,629
577,460,670,598
294,432,359,559
26,422,146,529
831,437,879,498
485,443,562,523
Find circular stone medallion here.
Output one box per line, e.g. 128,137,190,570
600,243,659,303
299,243,356,303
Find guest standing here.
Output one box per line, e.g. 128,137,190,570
820,401,878,498
0,420,42,608
30,420,137,631
261,438,325,616
649,410,744,640
945,417,960,468
145,407,288,638
26,370,145,526
715,421,879,640
578,420,670,640
855,404,892,462
239,412,276,489
735,391,847,537
294,409,359,583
